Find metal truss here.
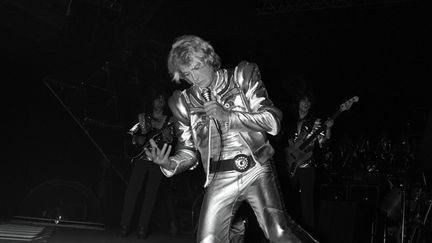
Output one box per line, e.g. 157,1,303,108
256,0,416,15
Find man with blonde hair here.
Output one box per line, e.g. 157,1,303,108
145,35,310,243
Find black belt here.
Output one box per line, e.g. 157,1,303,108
209,154,255,173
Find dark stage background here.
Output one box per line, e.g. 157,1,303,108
1,0,430,240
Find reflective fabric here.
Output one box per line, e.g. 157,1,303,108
164,62,282,187
197,162,301,243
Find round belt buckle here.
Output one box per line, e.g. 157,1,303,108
234,154,250,172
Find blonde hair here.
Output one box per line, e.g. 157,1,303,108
167,35,221,83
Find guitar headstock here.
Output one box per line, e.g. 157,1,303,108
339,96,359,112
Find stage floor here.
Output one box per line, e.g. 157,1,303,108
0,221,195,243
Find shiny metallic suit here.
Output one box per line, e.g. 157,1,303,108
162,61,302,242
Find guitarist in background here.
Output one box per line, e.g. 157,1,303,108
119,90,177,239
282,90,333,237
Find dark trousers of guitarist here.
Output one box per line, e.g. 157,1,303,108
287,165,317,236
120,160,165,236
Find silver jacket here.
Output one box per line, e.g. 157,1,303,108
162,61,283,187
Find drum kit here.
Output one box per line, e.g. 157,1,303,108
327,133,414,174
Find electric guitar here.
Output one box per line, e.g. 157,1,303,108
128,121,174,163
286,96,359,177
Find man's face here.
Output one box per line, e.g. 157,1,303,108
179,55,215,89
299,97,311,113
153,95,165,109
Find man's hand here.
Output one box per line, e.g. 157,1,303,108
325,119,334,129
203,100,229,123
324,119,334,140
144,139,172,169
312,118,322,131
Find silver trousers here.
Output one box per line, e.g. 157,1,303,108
197,161,302,243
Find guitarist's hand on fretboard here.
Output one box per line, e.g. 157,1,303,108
325,118,334,129
323,118,334,140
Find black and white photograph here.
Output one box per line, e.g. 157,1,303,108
1,0,430,242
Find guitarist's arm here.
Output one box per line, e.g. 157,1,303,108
317,118,334,147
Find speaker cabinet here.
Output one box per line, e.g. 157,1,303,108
318,184,379,243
